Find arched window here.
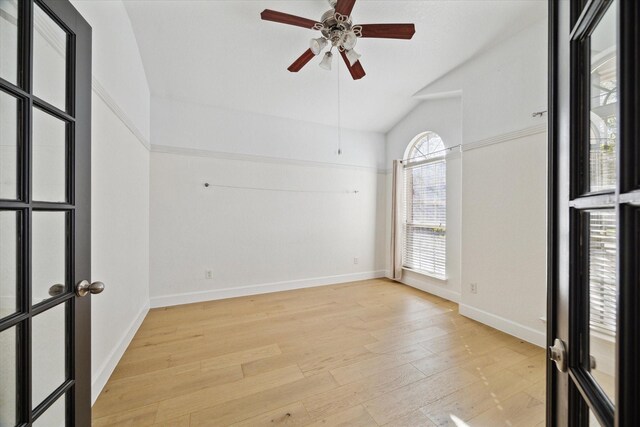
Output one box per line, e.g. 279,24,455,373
403,132,446,278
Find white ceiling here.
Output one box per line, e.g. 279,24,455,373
123,0,546,133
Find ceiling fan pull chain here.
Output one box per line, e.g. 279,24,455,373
337,58,343,156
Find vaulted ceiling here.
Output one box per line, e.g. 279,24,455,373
123,0,546,133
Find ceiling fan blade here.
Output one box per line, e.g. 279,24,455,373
261,9,320,29
359,24,416,39
340,50,365,80
288,49,316,72
335,0,357,16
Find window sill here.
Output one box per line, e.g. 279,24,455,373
402,267,448,282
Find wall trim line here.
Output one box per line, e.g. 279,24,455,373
384,124,547,174
91,300,150,405
459,303,546,347
150,144,386,174
462,123,547,153
92,77,151,151
150,271,387,309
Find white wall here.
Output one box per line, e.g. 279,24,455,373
149,97,387,306
385,18,548,346
150,152,386,307
414,19,548,142
71,0,150,142
152,96,385,170
459,131,547,345
70,0,151,403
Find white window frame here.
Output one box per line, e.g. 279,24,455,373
402,132,447,280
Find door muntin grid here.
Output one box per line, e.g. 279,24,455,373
0,0,78,425
564,0,640,426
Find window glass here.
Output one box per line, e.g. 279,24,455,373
403,132,447,278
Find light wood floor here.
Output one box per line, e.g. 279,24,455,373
92,279,546,426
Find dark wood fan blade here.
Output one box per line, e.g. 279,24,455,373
288,49,316,72
261,9,320,29
359,23,416,39
339,50,365,80
335,0,357,16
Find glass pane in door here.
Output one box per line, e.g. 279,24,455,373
32,107,67,203
33,394,66,427
0,0,19,85
32,302,67,407
587,209,616,403
32,211,67,304
0,90,19,200
0,210,18,318
33,2,67,111
589,1,617,193
0,326,17,426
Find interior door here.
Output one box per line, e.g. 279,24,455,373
0,0,94,425
548,0,640,425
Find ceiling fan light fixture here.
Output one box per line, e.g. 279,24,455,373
310,37,328,55
345,49,361,65
260,0,416,79
342,31,358,50
319,51,333,70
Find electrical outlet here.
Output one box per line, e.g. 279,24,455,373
470,283,478,294
353,257,359,265
205,270,213,280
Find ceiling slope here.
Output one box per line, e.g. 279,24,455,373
123,0,546,133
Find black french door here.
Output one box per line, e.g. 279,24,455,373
0,0,93,425
548,0,640,425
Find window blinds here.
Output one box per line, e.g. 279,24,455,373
403,158,446,278
588,210,617,337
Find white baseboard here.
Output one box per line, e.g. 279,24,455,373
459,303,545,348
399,274,461,303
150,271,387,308
91,301,150,405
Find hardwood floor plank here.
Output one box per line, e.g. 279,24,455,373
92,403,159,427
420,369,534,425
459,346,531,378
93,363,243,418
505,352,547,382
302,363,425,420
200,344,281,371
362,367,478,425
381,409,437,427
154,365,304,422
369,307,454,341
189,372,337,426
410,346,479,378
465,391,545,426
524,379,546,402
329,346,427,385
297,345,377,377
151,415,190,427
304,405,377,427
228,401,312,427
241,342,376,378
364,326,449,354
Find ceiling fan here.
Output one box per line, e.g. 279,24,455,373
260,0,415,80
